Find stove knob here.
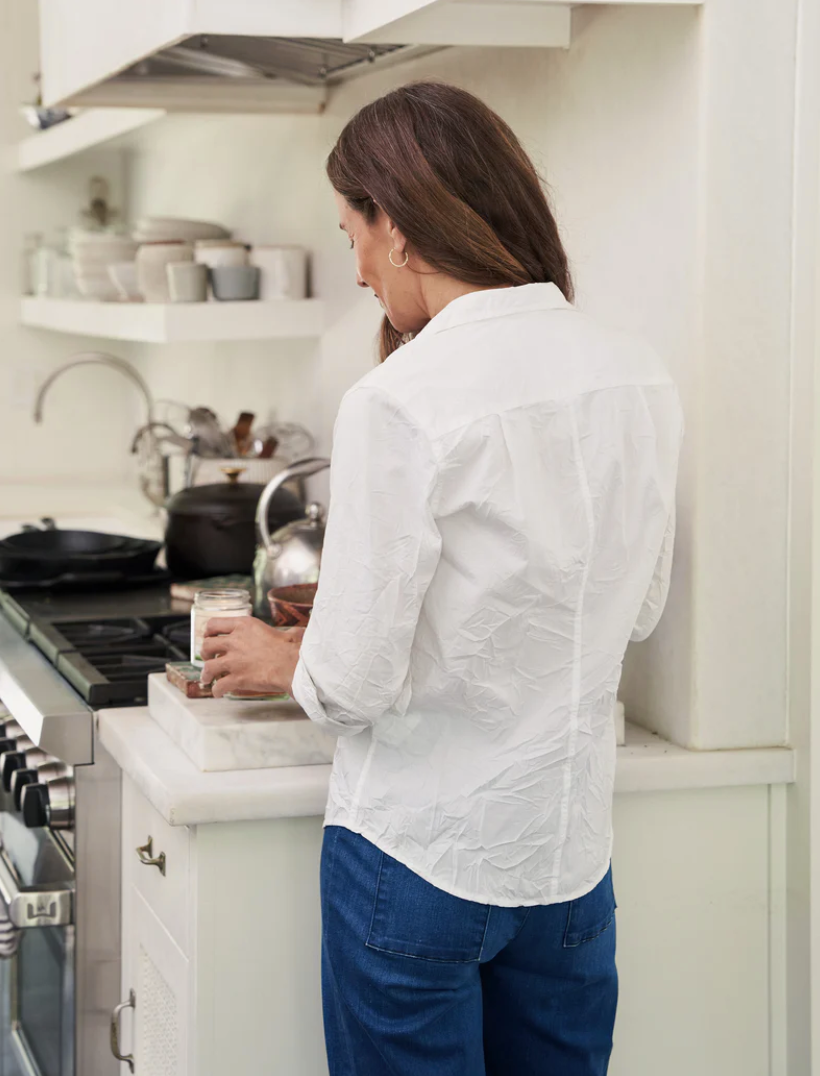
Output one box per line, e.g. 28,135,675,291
10,768,38,811
44,776,74,831
36,761,72,784
20,783,49,829
1,744,42,791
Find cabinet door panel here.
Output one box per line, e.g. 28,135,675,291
129,888,191,1076
39,0,189,106
123,776,192,956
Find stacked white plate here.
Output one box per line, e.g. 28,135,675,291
133,217,231,244
69,231,138,301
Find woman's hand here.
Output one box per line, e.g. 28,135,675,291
200,617,305,699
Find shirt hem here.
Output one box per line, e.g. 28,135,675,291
323,815,614,909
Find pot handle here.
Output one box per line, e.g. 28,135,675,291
256,457,331,555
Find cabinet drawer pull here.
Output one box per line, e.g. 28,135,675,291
110,989,135,1072
136,837,166,876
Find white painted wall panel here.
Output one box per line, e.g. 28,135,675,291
0,0,137,485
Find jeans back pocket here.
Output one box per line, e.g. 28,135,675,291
563,866,616,948
366,852,491,963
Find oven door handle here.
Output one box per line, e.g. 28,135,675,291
110,990,136,1073
0,847,73,928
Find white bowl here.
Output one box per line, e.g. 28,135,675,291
134,217,230,243
71,240,137,256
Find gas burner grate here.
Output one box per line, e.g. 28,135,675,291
33,615,190,708
57,621,148,648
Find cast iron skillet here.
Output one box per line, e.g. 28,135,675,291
2,529,128,556
0,530,161,581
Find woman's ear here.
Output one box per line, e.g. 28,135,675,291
387,218,408,256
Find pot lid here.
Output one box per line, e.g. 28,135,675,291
166,467,302,520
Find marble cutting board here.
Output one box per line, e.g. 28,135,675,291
147,673,336,772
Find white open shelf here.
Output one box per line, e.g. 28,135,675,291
20,296,323,344
16,108,166,172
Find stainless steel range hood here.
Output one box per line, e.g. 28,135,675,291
38,0,573,111
48,34,441,114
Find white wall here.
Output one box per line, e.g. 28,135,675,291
0,0,139,487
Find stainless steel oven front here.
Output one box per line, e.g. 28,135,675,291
0,809,75,1076
0,615,123,1076
0,744,121,1076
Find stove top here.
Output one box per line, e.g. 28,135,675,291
32,615,189,707
0,586,191,709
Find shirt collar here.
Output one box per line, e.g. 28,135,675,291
416,282,571,339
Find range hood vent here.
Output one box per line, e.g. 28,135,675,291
130,36,413,86
69,35,440,112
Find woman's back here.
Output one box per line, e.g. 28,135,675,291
295,281,682,906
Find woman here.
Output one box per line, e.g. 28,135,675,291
201,81,683,1076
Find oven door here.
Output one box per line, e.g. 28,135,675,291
0,812,74,1076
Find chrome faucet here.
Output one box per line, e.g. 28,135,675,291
33,351,168,506
33,351,154,424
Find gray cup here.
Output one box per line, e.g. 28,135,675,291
210,265,260,301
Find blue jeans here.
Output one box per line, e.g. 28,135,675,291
320,826,618,1076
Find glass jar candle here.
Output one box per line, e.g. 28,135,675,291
190,588,251,667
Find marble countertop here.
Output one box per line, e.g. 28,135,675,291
98,706,796,828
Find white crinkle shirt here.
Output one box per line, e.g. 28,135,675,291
292,283,683,907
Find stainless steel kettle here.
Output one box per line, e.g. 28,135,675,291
253,457,330,614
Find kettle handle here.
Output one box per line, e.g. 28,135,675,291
256,457,331,554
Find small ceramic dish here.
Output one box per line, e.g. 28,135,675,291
267,583,317,628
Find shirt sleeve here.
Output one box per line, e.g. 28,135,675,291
291,383,441,738
630,502,676,643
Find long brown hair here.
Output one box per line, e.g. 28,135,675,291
327,80,573,360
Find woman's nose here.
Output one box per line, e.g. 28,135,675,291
356,271,368,289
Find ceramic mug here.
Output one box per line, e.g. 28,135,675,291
210,264,260,301
136,241,193,303
250,246,308,300
167,261,208,302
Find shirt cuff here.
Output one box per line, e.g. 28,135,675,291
291,654,359,737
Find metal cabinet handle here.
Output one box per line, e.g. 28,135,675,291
0,846,72,928
110,989,135,1072
135,837,166,876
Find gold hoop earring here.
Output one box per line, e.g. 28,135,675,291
389,248,409,268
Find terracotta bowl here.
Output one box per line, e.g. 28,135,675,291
268,583,317,628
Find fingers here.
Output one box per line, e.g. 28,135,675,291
200,634,232,661
200,657,232,685
204,617,245,638
211,676,240,699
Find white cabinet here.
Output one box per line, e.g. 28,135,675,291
118,778,193,1074
114,775,328,1076
125,891,192,1076
37,0,340,108
122,775,192,955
